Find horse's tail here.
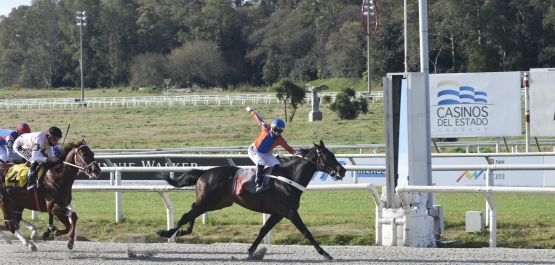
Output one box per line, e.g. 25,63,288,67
158,169,206,187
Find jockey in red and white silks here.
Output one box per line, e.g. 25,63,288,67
13,126,62,191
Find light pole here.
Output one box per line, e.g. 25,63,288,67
361,0,378,94
76,11,87,106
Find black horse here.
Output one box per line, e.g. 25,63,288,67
157,140,346,260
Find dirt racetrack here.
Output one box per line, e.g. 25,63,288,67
1,240,554,265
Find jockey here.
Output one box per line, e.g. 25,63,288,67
0,123,31,163
13,126,62,191
246,106,295,193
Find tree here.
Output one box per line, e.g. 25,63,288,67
167,40,230,87
262,50,279,85
329,87,368,120
129,53,169,88
272,78,305,122
94,0,140,87
324,21,366,78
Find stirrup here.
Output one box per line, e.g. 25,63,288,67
255,184,271,193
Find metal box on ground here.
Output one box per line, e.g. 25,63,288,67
466,211,484,233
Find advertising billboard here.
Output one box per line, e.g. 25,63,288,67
429,72,522,137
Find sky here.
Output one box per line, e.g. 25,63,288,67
0,1,32,17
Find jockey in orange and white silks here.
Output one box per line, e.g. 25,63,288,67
0,123,31,163
245,106,295,193
13,126,62,191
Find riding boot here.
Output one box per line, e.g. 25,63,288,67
255,164,269,193
27,162,39,191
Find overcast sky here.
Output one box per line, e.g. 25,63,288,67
0,1,31,17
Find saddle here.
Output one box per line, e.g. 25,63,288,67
232,167,274,195
5,164,46,188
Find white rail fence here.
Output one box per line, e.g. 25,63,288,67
53,162,555,246
90,140,555,155
0,91,383,109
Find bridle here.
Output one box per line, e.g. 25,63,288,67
63,145,98,176
300,148,339,176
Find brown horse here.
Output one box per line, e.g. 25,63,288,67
157,140,346,261
0,140,101,251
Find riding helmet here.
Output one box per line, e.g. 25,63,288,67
17,123,31,134
48,126,63,138
271,119,286,130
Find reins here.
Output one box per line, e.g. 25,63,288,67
269,150,325,192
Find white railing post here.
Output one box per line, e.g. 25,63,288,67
159,191,175,243
115,170,122,222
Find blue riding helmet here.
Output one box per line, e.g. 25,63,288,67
271,119,285,132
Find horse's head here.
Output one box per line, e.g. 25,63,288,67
311,140,346,180
61,140,101,179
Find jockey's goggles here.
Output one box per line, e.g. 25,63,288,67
272,127,284,134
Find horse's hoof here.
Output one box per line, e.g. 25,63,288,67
28,244,37,251
248,247,266,260
156,230,168,238
323,254,333,261
31,231,39,241
67,242,74,250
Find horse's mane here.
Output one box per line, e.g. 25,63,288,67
57,140,85,161
279,146,313,167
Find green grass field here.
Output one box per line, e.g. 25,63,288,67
2,87,554,248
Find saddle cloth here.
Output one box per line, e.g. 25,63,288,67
232,167,273,195
5,164,45,188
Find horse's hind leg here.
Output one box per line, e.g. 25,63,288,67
247,214,283,260
11,211,36,251
14,229,37,251
0,201,12,244
287,210,333,261
0,225,12,244
19,219,39,241
176,203,197,237
157,203,206,238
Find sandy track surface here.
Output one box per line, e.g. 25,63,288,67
1,241,554,265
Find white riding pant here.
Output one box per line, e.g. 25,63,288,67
0,146,10,163
248,144,280,167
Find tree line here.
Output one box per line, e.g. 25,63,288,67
0,0,553,90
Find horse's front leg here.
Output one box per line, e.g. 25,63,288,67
41,213,55,240
50,204,77,250
248,214,284,260
287,210,333,261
